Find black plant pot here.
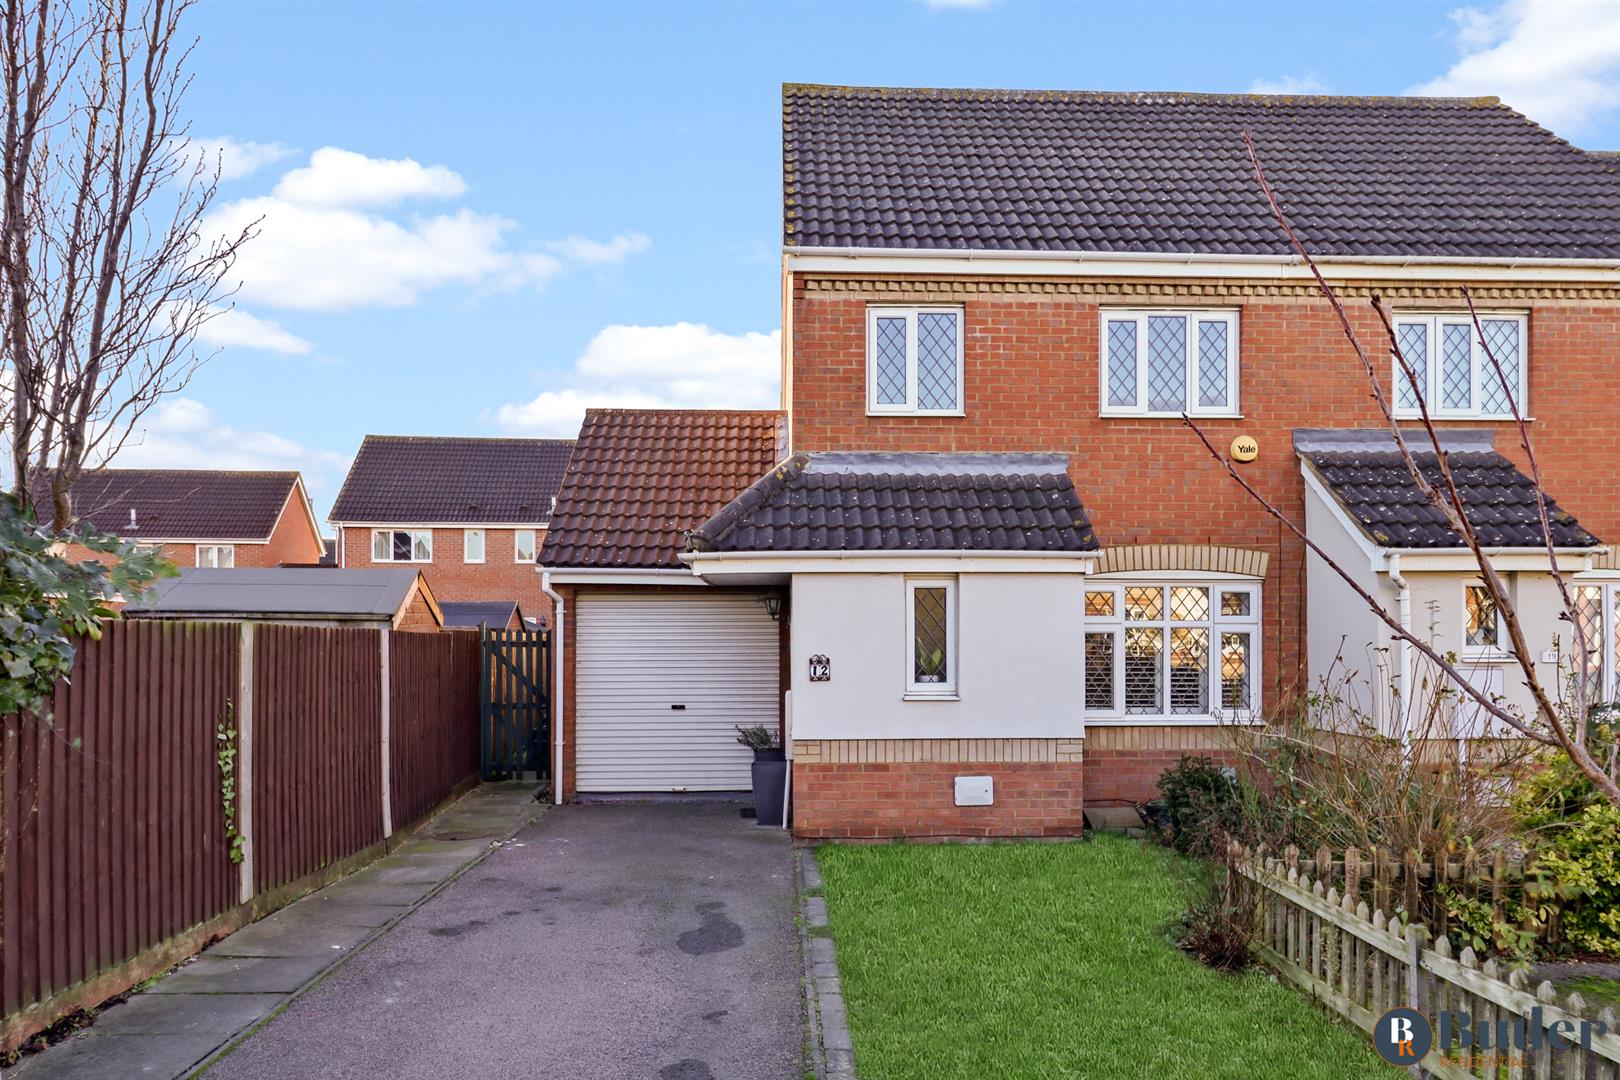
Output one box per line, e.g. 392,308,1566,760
751,749,788,827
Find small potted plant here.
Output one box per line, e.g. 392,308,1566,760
736,724,787,827
916,645,946,684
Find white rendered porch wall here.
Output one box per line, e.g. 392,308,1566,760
789,572,1086,741
1304,483,1395,730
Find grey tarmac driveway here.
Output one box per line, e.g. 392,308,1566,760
207,802,803,1080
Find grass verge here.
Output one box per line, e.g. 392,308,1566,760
816,834,1392,1080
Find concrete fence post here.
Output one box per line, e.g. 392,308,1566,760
380,628,393,839
238,622,255,905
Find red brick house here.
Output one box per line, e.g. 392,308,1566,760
329,436,574,627
546,85,1620,838
62,469,325,569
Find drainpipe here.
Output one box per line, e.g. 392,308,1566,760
541,570,566,806
1388,553,1413,748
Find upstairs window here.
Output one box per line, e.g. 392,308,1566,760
196,544,234,568
1101,310,1239,417
372,529,432,563
1083,581,1259,721
514,529,537,563
1392,313,1527,419
867,306,963,415
464,528,485,564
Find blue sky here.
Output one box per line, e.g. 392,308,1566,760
141,0,1620,523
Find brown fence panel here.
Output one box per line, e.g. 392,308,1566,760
1,620,239,1023
251,625,383,895
389,631,480,827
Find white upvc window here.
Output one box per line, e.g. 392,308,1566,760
867,306,964,415
1100,309,1239,417
1463,582,1507,655
905,577,957,698
1083,580,1260,722
1573,584,1619,706
514,529,537,563
371,528,432,563
1391,313,1527,419
196,544,234,568
464,528,485,564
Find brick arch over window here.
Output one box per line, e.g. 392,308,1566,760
1092,544,1270,578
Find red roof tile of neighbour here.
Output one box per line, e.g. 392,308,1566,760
329,436,575,525
64,469,304,540
539,409,787,570
783,84,1620,259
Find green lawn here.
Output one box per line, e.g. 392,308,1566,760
815,835,1394,1080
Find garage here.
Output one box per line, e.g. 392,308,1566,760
573,591,781,792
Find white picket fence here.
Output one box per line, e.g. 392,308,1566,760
1238,851,1620,1079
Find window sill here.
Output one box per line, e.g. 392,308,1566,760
1460,650,1516,665
1099,411,1243,421
904,692,960,702
1393,413,1535,423
867,410,966,419
1083,714,1258,727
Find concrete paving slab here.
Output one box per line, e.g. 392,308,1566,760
204,914,374,958
146,955,337,995
297,879,438,907
88,993,285,1036
9,1031,223,1079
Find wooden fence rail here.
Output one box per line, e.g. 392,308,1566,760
1240,850,1620,1079
1,620,482,1053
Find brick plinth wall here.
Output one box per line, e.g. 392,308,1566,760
1083,726,1236,807
792,739,1084,839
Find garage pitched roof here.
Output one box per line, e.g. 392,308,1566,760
782,84,1620,258
62,469,304,540
1297,430,1600,549
688,452,1098,554
330,436,575,525
126,567,436,622
539,409,788,570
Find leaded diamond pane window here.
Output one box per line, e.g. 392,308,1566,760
1221,632,1251,710
1106,320,1138,408
1146,316,1187,413
907,579,956,694
1197,320,1229,408
1170,587,1209,622
874,316,908,406
1393,314,1526,418
1124,587,1162,621
1220,591,1250,617
1395,322,1428,411
1169,627,1209,714
1085,590,1115,617
868,308,962,414
1124,627,1163,714
1085,632,1115,711
1464,585,1499,649
1576,586,1604,705
1101,310,1237,417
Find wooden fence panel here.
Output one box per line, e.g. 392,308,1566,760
251,625,383,895
1,621,239,1023
390,631,480,827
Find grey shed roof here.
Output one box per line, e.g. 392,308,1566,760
782,84,1620,258
126,568,430,621
688,452,1098,554
1296,430,1601,550
439,600,521,629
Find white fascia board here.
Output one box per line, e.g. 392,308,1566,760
135,537,269,546
330,520,552,530
683,550,1097,576
784,247,1620,284
542,568,707,586
1298,460,1386,572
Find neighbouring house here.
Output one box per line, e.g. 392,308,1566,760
546,85,1620,838
440,599,528,631
328,435,575,626
58,469,325,569
125,567,444,631
539,408,788,796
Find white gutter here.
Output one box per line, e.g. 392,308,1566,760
681,549,1096,563
786,245,1620,270
541,570,566,806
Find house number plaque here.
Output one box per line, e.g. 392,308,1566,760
808,655,831,682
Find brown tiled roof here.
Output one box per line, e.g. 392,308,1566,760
1296,430,1600,549
783,84,1620,258
329,436,575,525
690,452,1098,553
539,409,787,570
64,469,302,540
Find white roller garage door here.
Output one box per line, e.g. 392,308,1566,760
574,591,780,792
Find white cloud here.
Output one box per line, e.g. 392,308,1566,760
112,398,351,499
272,147,468,208
1248,74,1330,95
495,323,781,437
194,308,314,355
183,136,296,181
545,231,651,265
1409,0,1620,135
205,149,648,313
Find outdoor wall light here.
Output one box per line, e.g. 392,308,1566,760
759,594,783,621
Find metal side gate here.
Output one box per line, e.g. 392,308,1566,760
479,627,552,782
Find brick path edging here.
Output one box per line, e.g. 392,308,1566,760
797,849,857,1080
